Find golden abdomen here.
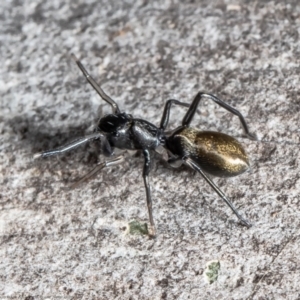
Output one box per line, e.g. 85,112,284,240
167,128,249,177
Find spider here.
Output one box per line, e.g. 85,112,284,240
35,54,255,236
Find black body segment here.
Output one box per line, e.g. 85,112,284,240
104,118,163,151
131,119,163,150
35,55,256,236
98,113,131,133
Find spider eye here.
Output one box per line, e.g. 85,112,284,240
98,113,129,133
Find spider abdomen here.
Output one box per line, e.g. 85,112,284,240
167,128,249,177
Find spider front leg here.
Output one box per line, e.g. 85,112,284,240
33,132,105,159
71,54,120,114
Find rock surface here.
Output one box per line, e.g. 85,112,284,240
1,0,300,299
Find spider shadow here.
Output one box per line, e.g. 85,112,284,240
6,114,100,167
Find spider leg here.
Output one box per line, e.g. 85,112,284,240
183,156,251,228
142,149,156,237
34,132,105,159
159,99,190,130
182,92,256,140
70,155,124,189
167,157,183,168
71,54,120,114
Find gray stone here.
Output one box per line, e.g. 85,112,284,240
1,0,300,299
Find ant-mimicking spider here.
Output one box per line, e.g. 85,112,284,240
35,55,255,236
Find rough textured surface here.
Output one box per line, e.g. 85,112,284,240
1,0,300,299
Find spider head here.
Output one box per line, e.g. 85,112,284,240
97,113,132,133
